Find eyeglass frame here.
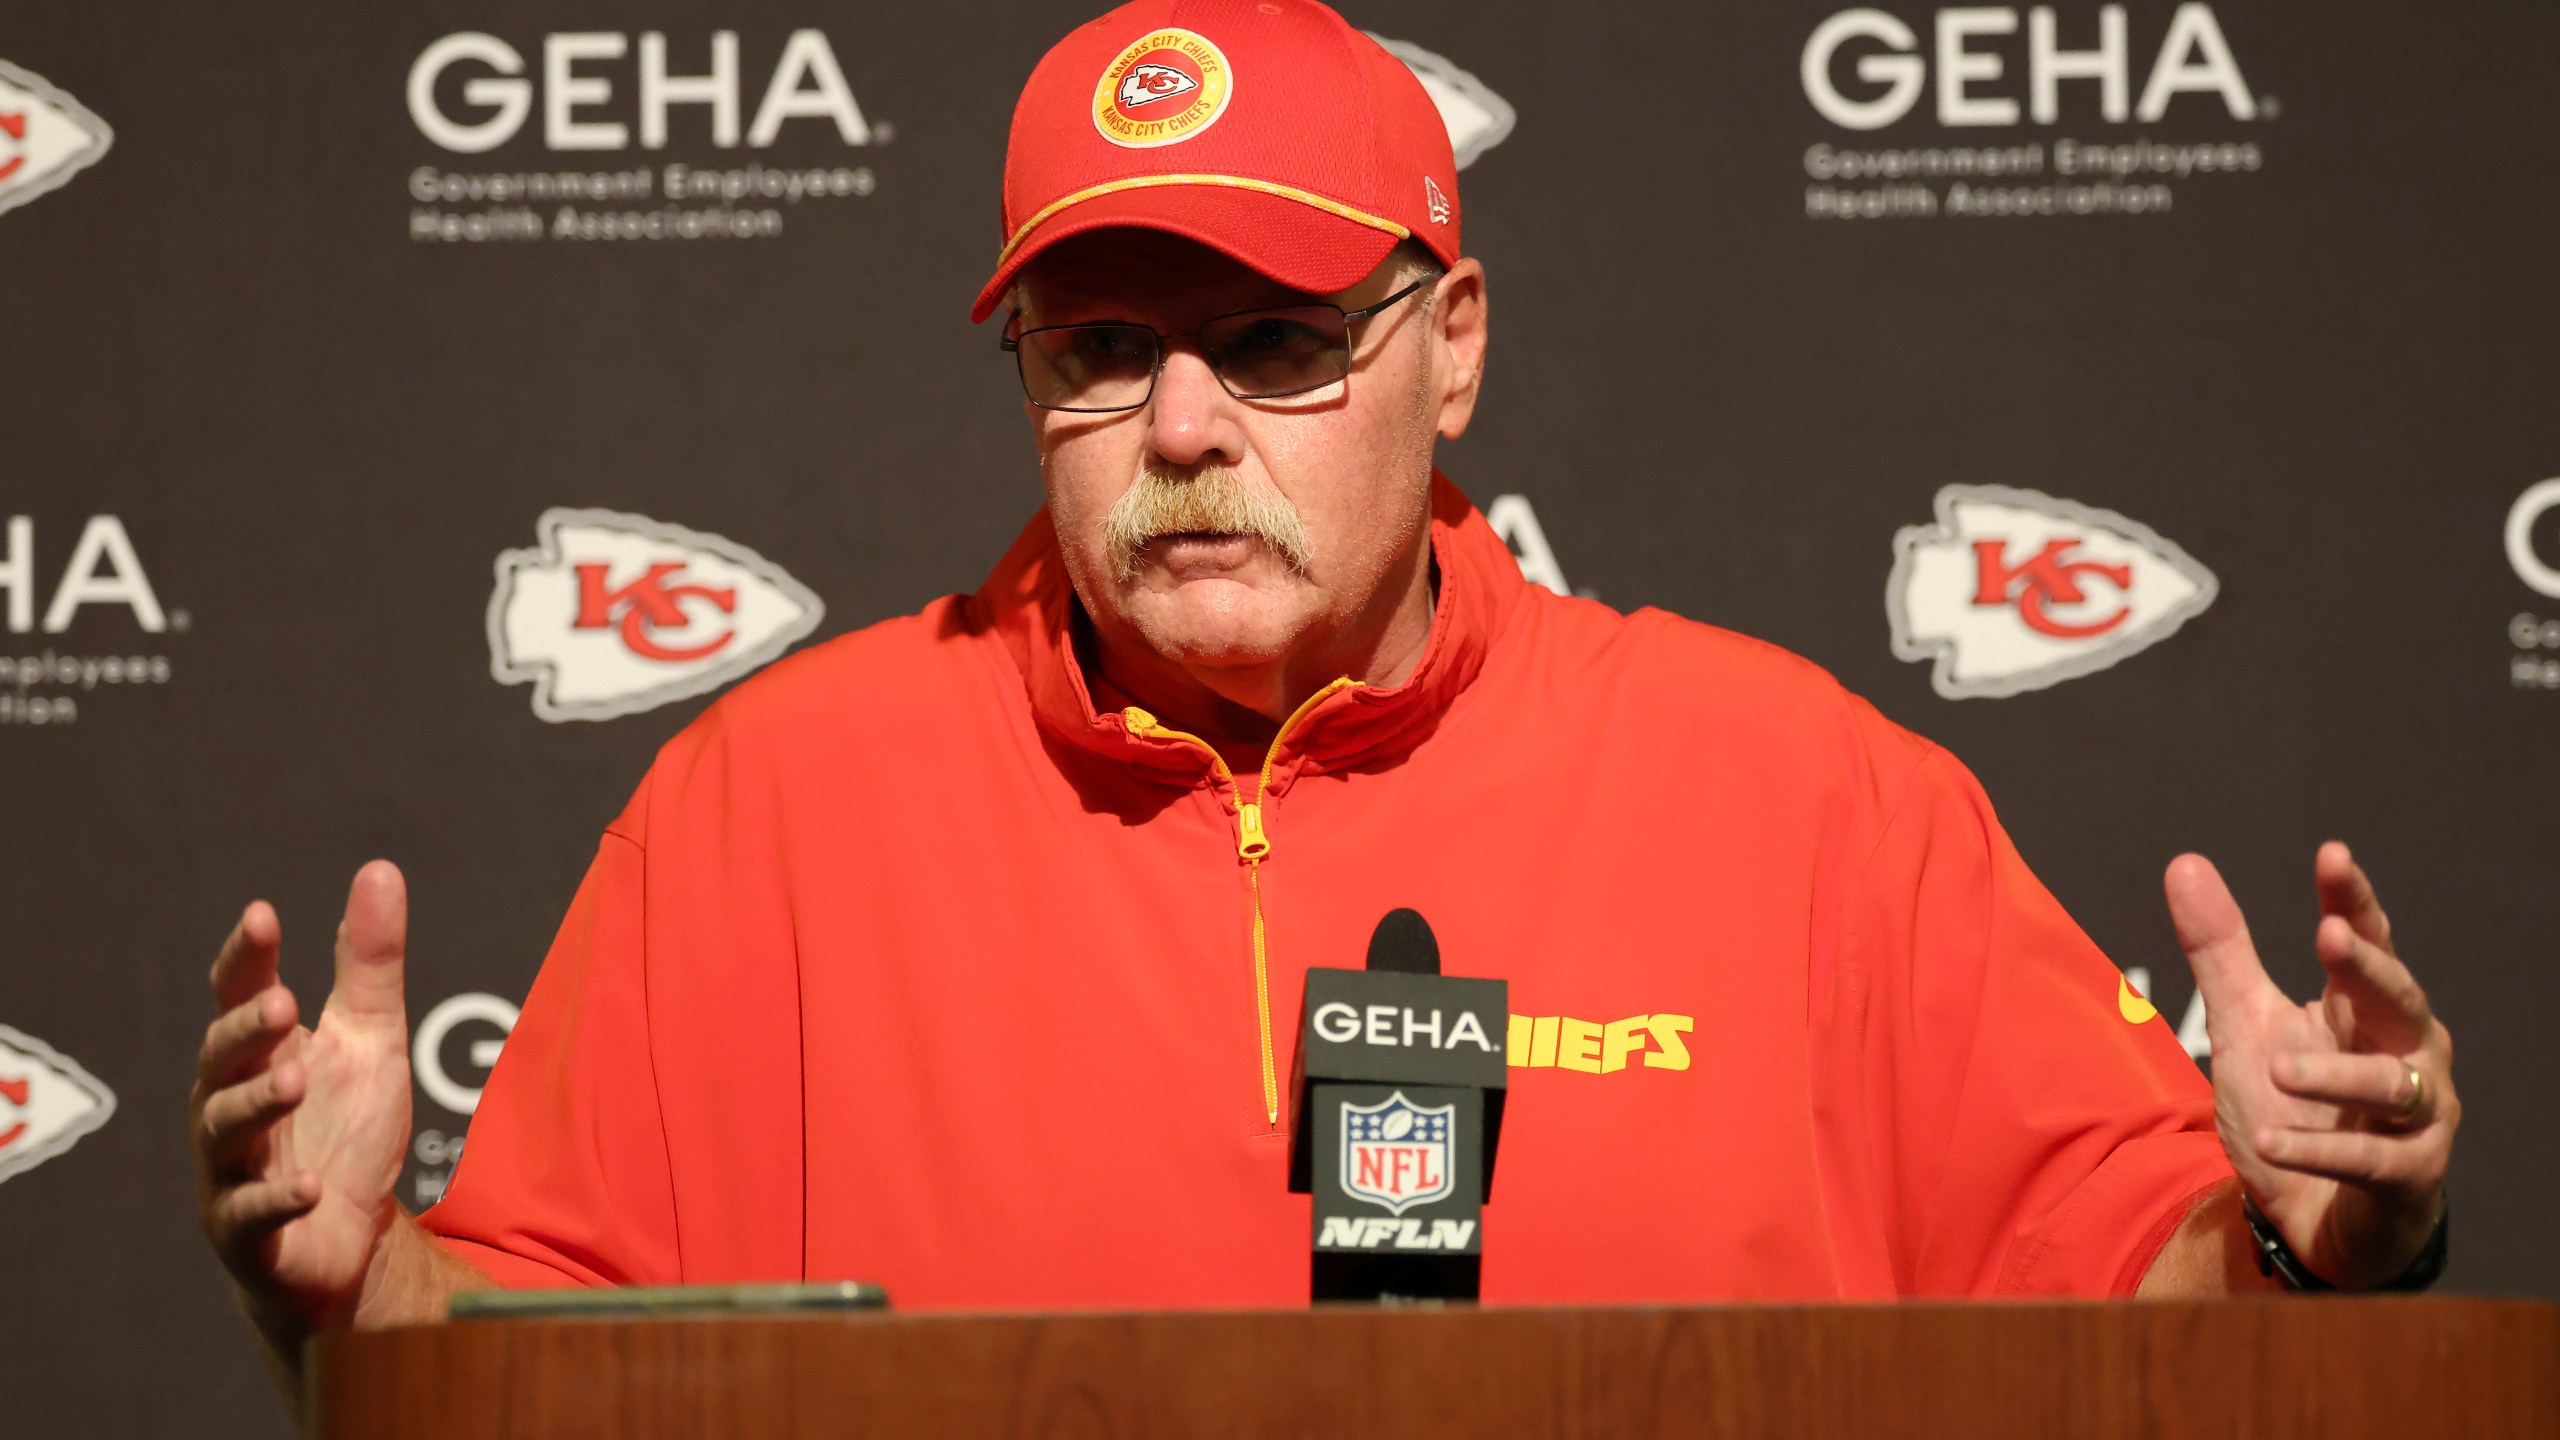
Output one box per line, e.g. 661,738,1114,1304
998,273,1438,414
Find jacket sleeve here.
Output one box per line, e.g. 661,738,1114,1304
1839,741,2232,1296
415,808,681,1289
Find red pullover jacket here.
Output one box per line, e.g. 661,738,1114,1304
422,476,2230,1302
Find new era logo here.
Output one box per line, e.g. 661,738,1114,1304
0,1025,116,1186
0,59,112,219
488,508,823,722
1888,485,2217,699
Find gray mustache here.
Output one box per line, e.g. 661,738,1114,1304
1102,465,1314,579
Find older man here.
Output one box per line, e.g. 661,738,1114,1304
193,0,2455,1384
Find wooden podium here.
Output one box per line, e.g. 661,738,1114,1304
314,1298,2559,1439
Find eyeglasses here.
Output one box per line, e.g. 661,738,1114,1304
1000,276,1434,413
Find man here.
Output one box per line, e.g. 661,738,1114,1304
192,0,2456,1384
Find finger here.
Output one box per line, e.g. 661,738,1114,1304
2315,840,2394,955
210,902,283,1011
325,860,408,1026
2317,914,2433,1046
2272,1051,2432,1124
209,1171,321,1250
197,1061,307,1178
195,986,300,1090
2256,1126,2437,1192
2164,853,2275,1017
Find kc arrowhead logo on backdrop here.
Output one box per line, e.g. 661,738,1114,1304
0,59,113,220
0,1025,116,1186
1369,35,1515,171
488,508,823,722
1889,485,2216,699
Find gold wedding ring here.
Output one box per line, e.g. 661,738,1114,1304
2392,1066,2429,1128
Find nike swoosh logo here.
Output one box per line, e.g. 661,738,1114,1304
2117,976,2160,1024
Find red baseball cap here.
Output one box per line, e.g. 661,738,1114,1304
970,0,1462,323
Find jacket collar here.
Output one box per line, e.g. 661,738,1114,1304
978,471,1525,793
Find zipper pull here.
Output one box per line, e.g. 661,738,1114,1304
1123,706,1156,733
1235,801,1270,860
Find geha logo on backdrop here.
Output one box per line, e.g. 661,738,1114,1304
405,29,882,245
2509,478,2560,692
1799,3,2275,221
1888,485,2216,699
489,508,823,722
0,516,186,729
0,1025,116,1187
407,992,517,1207
0,59,111,220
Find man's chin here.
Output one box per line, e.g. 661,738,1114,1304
1117,585,1308,669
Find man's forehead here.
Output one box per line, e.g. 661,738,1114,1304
1022,230,1324,313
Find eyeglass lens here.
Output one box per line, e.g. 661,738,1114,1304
1016,306,1354,412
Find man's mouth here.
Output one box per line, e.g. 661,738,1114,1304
1144,531,1262,570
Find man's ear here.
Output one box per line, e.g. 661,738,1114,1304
1429,258,1488,441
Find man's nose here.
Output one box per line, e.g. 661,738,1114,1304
1145,342,1246,469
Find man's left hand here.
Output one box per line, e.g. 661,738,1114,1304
2165,842,2458,1289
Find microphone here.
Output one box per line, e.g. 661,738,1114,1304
1287,908,1508,1302
1364,907,1440,974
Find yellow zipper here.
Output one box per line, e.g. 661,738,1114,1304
1124,677,1361,1126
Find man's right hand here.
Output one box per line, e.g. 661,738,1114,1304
191,860,414,1336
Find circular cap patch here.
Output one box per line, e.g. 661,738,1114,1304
1092,29,1233,149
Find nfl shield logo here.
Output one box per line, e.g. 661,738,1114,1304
1339,1091,1455,1215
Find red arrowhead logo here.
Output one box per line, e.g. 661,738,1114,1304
0,61,115,217
1888,486,2218,700
491,509,824,722
0,1028,116,1183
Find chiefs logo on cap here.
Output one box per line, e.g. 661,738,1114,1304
1092,29,1232,148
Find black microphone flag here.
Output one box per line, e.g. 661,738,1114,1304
1287,908,1509,1302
